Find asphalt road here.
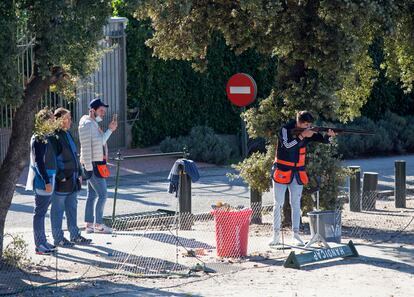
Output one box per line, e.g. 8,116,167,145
6,154,414,231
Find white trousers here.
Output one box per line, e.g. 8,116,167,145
272,177,304,233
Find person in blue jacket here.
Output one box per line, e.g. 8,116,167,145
25,108,58,255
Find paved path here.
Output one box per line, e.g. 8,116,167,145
7,153,414,231
343,154,414,190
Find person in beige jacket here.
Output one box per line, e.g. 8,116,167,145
79,98,117,234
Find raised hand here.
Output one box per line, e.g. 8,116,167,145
109,119,118,132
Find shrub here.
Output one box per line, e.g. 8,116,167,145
304,141,348,211
2,234,31,269
337,112,414,158
159,136,186,153
231,147,274,193
160,126,234,165
377,111,407,154
402,116,414,152
124,18,275,147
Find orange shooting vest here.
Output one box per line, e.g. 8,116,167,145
272,147,309,185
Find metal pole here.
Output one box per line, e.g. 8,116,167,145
112,150,122,225
395,160,406,208
316,190,320,238
178,164,193,230
241,106,262,222
120,152,184,160
241,107,248,158
349,166,361,212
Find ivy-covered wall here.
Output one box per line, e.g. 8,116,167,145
125,17,275,146
120,10,414,150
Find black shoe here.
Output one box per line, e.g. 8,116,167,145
35,244,54,255
45,242,57,251
55,237,75,247
71,235,92,245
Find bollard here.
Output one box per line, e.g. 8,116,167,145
178,165,193,230
362,172,378,211
395,160,406,208
348,166,361,212
250,188,262,224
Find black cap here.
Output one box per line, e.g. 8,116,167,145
89,98,109,110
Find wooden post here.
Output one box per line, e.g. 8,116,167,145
250,188,262,224
178,165,193,230
348,166,361,212
362,172,378,211
395,160,406,208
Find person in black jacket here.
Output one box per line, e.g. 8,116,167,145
50,108,91,247
270,111,336,246
26,108,58,255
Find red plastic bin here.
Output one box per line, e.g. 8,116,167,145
211,208,252,257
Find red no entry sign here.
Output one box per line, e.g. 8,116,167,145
226,73,257,107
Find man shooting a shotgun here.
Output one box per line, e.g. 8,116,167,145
270,111,337,247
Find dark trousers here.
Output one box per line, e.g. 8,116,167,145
33,194,52,247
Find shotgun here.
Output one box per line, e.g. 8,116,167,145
292,126,375,135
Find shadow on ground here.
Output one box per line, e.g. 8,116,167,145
4,278,205,297
0,262,56,296
342,224,414,245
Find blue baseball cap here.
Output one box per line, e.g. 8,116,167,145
89,98,109,109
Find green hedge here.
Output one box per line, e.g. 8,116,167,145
125,17,275,147
160,126,237,165
337,112,414,158
116,5,414,151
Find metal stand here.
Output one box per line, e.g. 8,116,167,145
304,178,330,249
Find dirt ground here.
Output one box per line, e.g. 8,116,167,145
1,196,413,297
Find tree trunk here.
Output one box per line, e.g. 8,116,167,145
0,72,55,258
282,189,292,227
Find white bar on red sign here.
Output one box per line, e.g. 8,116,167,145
230,86,251,94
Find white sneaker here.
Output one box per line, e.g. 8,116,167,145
269,233,280,246
85,223,94,234
94,224,112,234
293,232,305,246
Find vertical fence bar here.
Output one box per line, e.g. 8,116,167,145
395,160,406,208
120,20,127,147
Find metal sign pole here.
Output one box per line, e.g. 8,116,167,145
241,107,248,158
305,178,330,249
